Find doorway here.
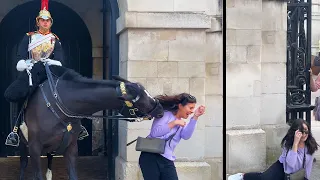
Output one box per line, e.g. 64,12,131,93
0,1,93,156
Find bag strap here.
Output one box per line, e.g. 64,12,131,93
166,126,180,148
165,126,180,142
285,149,288,174
302,147,306,168
127,138,137,146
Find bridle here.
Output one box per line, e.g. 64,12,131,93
40,63,161,124
115,82,163,120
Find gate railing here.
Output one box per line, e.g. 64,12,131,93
286,0,314,125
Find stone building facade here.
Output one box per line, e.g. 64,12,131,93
0,0,223,179
226,0,288,174
311,1,320,110
115,1,223,180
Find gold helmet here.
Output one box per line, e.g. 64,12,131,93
36,0,53,23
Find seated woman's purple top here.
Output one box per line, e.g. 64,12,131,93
147,111,197,161
278,147,314,179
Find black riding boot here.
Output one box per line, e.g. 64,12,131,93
4,72,29,103
78,125,89,140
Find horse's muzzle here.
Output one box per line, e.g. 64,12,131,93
157,111,164,118
149,100,164,119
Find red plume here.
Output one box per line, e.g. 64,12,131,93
41,0,49,10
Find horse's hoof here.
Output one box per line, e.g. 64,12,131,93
5,132,20,147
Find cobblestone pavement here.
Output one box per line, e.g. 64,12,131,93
311,160,320,180
311,120,320,179
0,156,108,180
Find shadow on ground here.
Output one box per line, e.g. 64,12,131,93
0,156,108,180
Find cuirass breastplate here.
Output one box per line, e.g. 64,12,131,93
29,33,56,61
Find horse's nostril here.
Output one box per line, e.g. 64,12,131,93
157,113,164,118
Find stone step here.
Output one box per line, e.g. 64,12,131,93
0,156,108,180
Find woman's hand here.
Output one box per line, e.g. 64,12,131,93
174,120,186,127
293,129,302,145
168,119,186,129
193,105,206,120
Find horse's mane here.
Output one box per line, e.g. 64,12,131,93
49,66,119,87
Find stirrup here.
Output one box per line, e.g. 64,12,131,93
78,125,89,140
5,126,20,147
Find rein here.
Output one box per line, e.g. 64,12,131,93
41,63,153,122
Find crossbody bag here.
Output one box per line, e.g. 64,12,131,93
127,127,180,154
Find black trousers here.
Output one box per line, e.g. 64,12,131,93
244,160,285,180
4,63,46,103
139,152,178,180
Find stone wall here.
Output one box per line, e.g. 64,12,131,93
226,0,288,174
311,1,320,111
312,1,320,55
116,0,223,179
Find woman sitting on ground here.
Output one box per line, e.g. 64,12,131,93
228,119,318,180
138,93,206,180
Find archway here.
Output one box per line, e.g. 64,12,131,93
0,1,93,156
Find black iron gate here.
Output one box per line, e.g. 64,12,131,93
286,0,314,125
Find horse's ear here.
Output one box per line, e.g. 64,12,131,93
112,75,131,83
118,96,126,101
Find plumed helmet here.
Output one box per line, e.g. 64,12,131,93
36,0,53,24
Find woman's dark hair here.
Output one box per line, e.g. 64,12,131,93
155,93,197,114
281,119,319,155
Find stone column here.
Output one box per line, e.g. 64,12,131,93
226,0,288,174
312,0,320,55
115,8,213,180
204,0,223,180
311,0,320,119
260,0,288,165
226,0,265,173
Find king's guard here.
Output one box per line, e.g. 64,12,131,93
4,0,88,147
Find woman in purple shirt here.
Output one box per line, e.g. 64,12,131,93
138,93,206,180
228,119,318,180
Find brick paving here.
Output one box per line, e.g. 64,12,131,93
0,156,108,180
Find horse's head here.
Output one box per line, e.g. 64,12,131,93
113,75,164,119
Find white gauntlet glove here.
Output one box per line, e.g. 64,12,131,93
42,58,62,66
16,60,27,71
16,59,34,71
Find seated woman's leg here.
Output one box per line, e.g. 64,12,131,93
243,172,262,180
244,161,284,180
229,161,285,180
260,160,285,180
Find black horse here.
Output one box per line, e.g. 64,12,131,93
14,64,164,180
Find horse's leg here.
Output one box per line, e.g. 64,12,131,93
29,141,43,180
46,153,53,180
64,141,78,180
19,142,28,180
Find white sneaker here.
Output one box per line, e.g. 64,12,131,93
228,173,244,180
